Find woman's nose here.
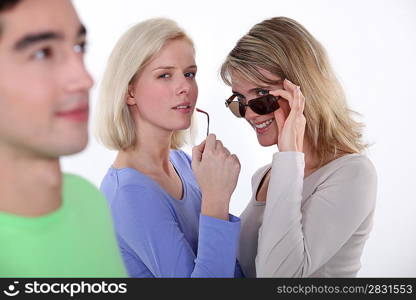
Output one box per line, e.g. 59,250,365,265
244,105,258,120
176,78,191,95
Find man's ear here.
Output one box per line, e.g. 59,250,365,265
126,85,136,105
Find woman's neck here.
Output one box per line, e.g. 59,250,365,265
0,147,62,217
113,123,174,176
302,138,319,178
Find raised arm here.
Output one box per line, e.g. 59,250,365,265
256,152,377,277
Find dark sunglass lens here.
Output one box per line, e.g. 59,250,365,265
250,95,279,115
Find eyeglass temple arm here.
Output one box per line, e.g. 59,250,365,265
196,108,210,137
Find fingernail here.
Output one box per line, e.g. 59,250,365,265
285,79,292,84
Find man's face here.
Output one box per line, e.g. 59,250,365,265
0,0,93,159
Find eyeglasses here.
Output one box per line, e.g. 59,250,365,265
196,108,210,137
225,94,280,118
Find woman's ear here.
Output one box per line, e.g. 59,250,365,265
126,85,136,105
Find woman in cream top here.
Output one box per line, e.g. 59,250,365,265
220,17,377,277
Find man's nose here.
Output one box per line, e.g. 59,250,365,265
64,55,94,92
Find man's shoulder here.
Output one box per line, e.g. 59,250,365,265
62,173,106,207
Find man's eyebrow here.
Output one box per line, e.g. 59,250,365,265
13,24,86,51
14,31,63,50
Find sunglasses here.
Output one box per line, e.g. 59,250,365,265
225,93,280,118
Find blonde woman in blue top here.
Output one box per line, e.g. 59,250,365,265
95,18,242,277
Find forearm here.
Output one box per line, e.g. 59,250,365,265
256,151,306,277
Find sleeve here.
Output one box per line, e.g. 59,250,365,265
112,185,241,278
255,152,377,277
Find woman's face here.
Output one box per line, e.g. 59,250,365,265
128,38,198,134
230,69,289,147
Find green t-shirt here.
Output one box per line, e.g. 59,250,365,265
0,173,127,277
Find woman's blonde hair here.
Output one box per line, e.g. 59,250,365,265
94,18,196,150
221,17,367,168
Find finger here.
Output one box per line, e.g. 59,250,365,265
295,85,301,111
269,87,296,110
192,140,206,163
298,89,306,116
269,89,292,103
230,154,241,169
283,78,298,96
295,86,305,117
216,140,224,151
223,146,231,156
205,133,217,152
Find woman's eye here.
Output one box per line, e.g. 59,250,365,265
185,72,196,78
158,73,171,79
74,41,87,54
257,89,270,96
236,95,247,104
32,48,52,60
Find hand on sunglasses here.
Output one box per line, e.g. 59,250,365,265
269,79,306,153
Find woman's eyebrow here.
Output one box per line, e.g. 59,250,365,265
152,65,197,71
152,66,175,71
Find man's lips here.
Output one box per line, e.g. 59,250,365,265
55,104,89,121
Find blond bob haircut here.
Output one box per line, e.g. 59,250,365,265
95,18,196,150
221,17,367,168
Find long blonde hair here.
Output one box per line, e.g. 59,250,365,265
94,18,196,150
221,17,367,168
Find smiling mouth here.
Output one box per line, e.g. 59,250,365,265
253,119,273,129
251,118,274,134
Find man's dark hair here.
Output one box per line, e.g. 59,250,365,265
0,0,22,37
0,0,21,12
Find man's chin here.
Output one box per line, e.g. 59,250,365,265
50,138,88,157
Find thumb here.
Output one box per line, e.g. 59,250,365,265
192,139,206,167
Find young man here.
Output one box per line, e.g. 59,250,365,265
0,0,126,277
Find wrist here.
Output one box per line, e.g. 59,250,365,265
201,195,230,221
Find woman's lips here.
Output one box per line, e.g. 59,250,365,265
253,118,274,135
172,103,193,114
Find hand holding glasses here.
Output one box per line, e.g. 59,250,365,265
225,93,280,118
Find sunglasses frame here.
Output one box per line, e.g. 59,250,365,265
195,108,210,137
225,93,280,118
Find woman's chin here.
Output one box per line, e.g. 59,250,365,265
256,132,278,147
172,121,192,131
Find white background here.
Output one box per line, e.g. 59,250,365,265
66,0,416,277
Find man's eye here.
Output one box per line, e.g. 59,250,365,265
158,73,170,79
32,48,52,60
185,72,196,78
74,41,87,54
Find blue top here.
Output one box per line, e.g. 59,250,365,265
100,150,242,277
